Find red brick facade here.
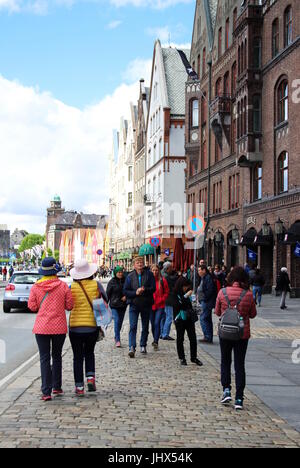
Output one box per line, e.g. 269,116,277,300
185,0,300,294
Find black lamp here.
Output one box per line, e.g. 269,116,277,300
262,220,271,237
275,218,284,236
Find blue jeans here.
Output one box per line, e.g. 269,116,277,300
200,301,213,343
112,308,126,343
162,306,173,338
129,306,151,350
253,286,262,306
150,309,165,343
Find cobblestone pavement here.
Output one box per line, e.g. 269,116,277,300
0,318,300,448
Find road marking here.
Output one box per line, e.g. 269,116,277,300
0,352,39,392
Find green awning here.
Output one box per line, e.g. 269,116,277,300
139,244,155,256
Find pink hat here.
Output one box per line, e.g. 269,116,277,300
70,259,98,280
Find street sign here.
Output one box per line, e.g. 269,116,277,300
187,216,206,236
150,237,161,248
97,249,103,256
164,249,170,256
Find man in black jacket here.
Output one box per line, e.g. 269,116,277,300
106,266,127,347
124,257,156,358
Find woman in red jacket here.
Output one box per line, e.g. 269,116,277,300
215,266,257,411
150,265,169,350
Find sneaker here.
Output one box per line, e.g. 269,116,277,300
75,387,85,397
235,399,244,411
128,347,136,358
115,341,121,348
41,395,52,402
221,389,232,405
180,359,188,366
141,347,147,354
191,358,203,367
153,342,159,351
163,336,175,341
52,389,64,397
87,378,96,393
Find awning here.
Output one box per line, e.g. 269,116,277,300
284,222,300,245
139,244,155,256
240,229,257,246
254,230,274,247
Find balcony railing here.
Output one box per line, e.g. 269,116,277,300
210,94,232,119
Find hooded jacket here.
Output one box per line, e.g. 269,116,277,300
28,276,74,335
106,276,127,310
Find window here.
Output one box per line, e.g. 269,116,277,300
215,78,222,97
229,174,240,209
202,48,206,76
213,182,222,214
277,80,288,124
253,37,262,68
128,192,133,208
201,125,207,170
197,54,201,78
191,99,199,128
224,72,230,96
215,136,221,163
278,152,289,193
244,39,247,70
237,102,241,139
243,97,247,136
225,18,230,50
232,62,237,94
253,164,262,201
201,93,207,123
233,8,237,31
218,28,222,58
272,19,279,58
199,188,208,217
241,43,244,72
253,95,262,132
128,166,133,182
284,6,292,47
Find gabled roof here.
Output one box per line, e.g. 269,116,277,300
54,211,104,228
161,47,190,117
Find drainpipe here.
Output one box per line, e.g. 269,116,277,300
205,59,213,264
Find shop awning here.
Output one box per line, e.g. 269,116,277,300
240,229,257,246
139,244,155,256
254,230,274,246
284,222,300,245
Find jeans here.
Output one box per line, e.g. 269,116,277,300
69,330,98,387
253,286,262,305
200,301,214,342
129,306,151,350
150,309,165,343
220,338,249,401
112,308,126,343
35,334,66,397
280,291,288,309
162,305,173,338
175,320,197,361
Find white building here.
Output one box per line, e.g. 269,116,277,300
145,41,190,256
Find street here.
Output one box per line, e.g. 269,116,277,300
0,289,37,384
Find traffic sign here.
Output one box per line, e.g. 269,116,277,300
97,249,103,256
187,216,206,236
150,237,161,248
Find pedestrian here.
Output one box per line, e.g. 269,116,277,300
173,277,203,367
2,266,7,281
9,265,14,279
276,267,291,310
150,264,169,351
124,257,156,358
161,262,179,341
213,264,226,293
69,259,107,396
251,268,265,307
106,266,127,348
197,265,217,344
215,266,257,411
28,257,74,402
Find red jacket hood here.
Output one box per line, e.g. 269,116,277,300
35,279,64,292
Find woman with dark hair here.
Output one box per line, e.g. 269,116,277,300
173,277,203,367
215,266,257,411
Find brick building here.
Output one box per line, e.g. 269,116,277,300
185,0,300,294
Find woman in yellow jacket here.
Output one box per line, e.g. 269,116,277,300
69,259,107,396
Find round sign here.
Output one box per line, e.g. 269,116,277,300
97,249,103,256
187,216,206,236
150,237,161,248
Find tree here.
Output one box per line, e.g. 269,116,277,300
54,250,60,262
18,234,45,253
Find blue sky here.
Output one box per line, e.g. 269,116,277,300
0,0,195,108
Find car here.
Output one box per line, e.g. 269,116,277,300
3,271,43,313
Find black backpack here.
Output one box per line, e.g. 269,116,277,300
218,289,247,341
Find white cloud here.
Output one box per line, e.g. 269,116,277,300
0,75,139,234
107,19,122,30
122,58,152,83
110,0,193,9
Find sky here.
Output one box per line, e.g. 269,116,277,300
0,0,195,234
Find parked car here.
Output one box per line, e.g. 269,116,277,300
3,272,42,313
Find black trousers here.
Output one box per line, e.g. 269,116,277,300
219,338,249,401
69,331,98,387
175,320,197,361
35,334,66,397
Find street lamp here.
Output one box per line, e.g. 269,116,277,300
262,220,271,237
275,218,284,236
215,230,222,243
232,226,239,241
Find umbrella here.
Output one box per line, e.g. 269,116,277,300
173,238,185,272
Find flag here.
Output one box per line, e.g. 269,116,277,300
247,249,257,261
294,243,300,258
177,50,199,81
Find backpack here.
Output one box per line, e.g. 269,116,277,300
218,289,247,341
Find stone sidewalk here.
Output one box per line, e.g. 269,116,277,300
0,318,300,448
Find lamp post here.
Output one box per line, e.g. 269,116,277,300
262,220,271,237
275,218,284,236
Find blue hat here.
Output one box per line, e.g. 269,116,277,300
39,257,61,276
